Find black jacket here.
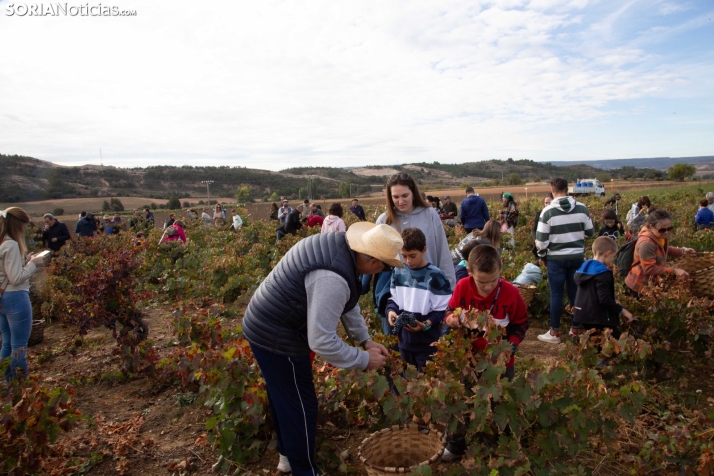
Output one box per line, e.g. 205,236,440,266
43,221,71,251
75,216,97,237
242,232,361,357
284,209,303,235
573,260,623,328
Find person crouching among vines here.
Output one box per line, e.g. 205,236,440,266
441,244,529,462
624,208,696,299
242,222,399,476
385,228,452,372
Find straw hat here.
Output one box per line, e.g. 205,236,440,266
346,222,404,268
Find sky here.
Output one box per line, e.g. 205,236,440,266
0,0,712,171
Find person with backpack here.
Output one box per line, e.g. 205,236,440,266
624,209,695,298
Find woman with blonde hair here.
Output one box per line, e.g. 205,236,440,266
0,207,46,381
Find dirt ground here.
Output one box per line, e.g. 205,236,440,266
27,306,219,474
21,304,560,475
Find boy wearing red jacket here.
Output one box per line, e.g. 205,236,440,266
444,245,529,377
442,244,529,462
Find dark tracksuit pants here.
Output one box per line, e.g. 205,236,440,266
250,344,319,476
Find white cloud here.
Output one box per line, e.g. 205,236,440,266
658,2,691,16
0,0,711,170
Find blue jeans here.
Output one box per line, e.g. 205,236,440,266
250,344,319,476
0,291,33,382
380,313,394,335
546,259,582,332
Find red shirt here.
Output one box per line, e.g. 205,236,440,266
306,215,324,228
161,225,187,243
447,277,529,367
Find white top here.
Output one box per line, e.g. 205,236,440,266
0,239,37,293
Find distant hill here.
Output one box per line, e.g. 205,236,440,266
547,156,714,171
1,153,705,204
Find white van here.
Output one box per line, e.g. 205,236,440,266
568,179,606,196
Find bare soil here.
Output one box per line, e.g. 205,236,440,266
28,307,220,475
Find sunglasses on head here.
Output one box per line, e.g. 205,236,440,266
389,173,411,182
656,226,673,233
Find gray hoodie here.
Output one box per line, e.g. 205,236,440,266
377,206,456,287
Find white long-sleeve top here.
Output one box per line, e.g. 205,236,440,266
0,239,37,293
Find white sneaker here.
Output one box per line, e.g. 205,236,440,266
441,448,461,462
537,330,561,344
569,328,579,336
277,454,291,473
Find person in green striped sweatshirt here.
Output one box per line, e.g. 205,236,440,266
535,177,594,344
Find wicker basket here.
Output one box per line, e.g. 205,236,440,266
28,319,45,346
672,252,714,273
516,284,537,308
0,319,44,347
358,425,443,475
686,265,714,299
672,252,714,299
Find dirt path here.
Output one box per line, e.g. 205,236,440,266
28,307,219,475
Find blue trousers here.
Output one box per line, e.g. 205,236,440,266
0,291,33,382
250,344,319,476
546,259,582,332
380,313,394,335
400,348,434,373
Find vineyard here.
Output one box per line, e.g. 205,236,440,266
2,184,714,475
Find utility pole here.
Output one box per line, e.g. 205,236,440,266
100,148,103,167
201,180,214,204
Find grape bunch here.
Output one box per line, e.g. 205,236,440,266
392,311,417,335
